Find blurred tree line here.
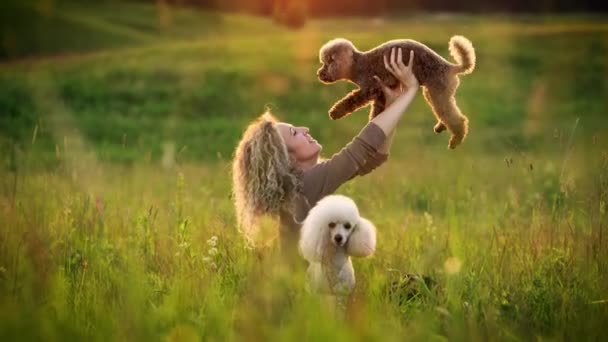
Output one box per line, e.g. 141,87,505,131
140,0,608,28
149,0,607,15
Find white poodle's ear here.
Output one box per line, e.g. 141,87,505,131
298,214,328,262
346,217,376,258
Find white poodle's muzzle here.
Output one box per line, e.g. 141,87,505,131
330,222,354,247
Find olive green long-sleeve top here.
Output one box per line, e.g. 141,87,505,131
279,122,388,248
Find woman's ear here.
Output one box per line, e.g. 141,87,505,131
346,217,377,257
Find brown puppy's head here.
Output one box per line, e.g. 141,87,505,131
317,38,356,84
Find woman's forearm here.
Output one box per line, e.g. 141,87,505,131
370,87,418,136
378,128,395,154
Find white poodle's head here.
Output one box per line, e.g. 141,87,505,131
299,195,376,262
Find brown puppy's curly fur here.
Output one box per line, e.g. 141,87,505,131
317,36,475,149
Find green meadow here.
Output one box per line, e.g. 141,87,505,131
1,1,608,340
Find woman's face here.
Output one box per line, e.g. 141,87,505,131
276,123,322,165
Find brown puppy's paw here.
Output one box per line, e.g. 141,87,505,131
329,108,345,120
448,135,462,149
434,122,447,134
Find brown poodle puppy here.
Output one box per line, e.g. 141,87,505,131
317,36,475,149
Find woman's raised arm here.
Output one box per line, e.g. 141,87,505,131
371,48,419,136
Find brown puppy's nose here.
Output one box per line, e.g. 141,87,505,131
334,235,343,244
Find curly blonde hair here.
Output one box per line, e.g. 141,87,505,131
232,111,302,240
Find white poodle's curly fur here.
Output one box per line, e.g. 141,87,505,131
298,195,376,297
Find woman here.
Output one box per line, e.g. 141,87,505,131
232,48,419,249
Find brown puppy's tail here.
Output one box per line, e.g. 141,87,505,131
449,35,475,75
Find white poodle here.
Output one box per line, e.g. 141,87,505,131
298,195,377,298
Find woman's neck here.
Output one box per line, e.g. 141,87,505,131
296,157,318,171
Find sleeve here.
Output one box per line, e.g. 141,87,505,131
301,122,387,204
356,152,389,177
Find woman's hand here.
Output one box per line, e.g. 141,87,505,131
373,77,403,106
373,48,419,105
386,48,419,89
370,48,419,136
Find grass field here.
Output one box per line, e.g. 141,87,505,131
1,1,608,340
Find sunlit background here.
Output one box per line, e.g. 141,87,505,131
1,0,607,340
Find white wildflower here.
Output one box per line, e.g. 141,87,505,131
206,236,218,247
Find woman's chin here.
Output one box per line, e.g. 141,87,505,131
313,145,322,159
